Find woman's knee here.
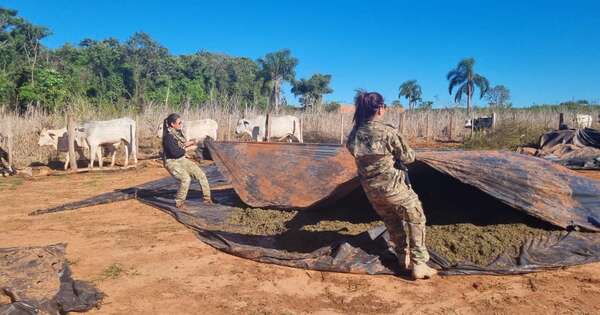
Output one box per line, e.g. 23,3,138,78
404,203,426,224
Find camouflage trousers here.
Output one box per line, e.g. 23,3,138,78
164,157,211,203
363,182,430,267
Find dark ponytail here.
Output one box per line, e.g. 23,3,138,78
352,91,385,127
163,113,180,139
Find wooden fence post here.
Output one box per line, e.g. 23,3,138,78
339,114,344,144
227,114,231,141
299,115,304,143
6,127,13,172
264,113,270,142
470,114,474,138
559,112,565,130
67,114,78,171
399,111,406,135
448,110,454,141
426,112,431,140
491,112,497,129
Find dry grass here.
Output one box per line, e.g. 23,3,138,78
1,103,599,169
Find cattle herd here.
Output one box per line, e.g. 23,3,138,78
34,114,303,170
1,112,594,171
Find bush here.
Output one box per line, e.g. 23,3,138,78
463,121,549,150
323,101,341,113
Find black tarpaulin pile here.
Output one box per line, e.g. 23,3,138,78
535,128,600,169
0,244,103,314
30,142,600,276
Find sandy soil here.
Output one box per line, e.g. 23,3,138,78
1,163,599,314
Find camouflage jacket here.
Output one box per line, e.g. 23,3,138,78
346,120,415,194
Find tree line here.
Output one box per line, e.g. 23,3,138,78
0,8,334,113
398,58,512,113
3,7,596,115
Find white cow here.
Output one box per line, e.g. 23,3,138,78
235,115,303,142
0,128,14,175
574,114,593,129
156,119,218,142
78,117,137,169
38,128,122,170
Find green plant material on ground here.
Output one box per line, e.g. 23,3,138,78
225,206,562,266
302,220,382,235
0,176,24,191
426,223,555,266
100,263,125,280
463,121,549,150
227,208,297,235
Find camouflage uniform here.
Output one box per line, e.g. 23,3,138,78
346,120,430,266
164,127,211,203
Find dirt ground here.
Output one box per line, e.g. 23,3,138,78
1,163,600,314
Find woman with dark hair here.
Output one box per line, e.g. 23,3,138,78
162,113,212,208
346,91,437,280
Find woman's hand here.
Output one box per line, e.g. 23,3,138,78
185,145,198,152
184,139,198,147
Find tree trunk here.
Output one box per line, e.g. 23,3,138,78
467,84,473,115
164,82,171,107
272,79,281,113
67,114,78,171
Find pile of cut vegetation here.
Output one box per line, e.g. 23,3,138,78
224,205,559,266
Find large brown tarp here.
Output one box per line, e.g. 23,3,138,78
206,141,359,208
207,141,600,231
417,151,600,231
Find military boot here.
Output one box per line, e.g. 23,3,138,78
396,247,411,270
412,263,437,280
175,200,186,208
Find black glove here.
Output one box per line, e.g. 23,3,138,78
394,160,412,189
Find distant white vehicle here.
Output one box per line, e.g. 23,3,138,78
235,115,303,142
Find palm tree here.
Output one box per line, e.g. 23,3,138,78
447,58,489,114
398,80,422,110
257,49,298,112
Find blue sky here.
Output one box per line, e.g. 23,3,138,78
3,0,600,107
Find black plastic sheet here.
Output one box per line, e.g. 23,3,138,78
30,144,600,276
537,128,600,169
0,244,103,314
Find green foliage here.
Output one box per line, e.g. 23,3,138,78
291,73,333,111
18,68,68,111
463,121,548,150
324,101,341,112
418,100,433,110
0,8,284,112
485,85,511,108
526,100,599,112
257,49,298,111
391,100,403,108
447,58,489,113
398,80,422,110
